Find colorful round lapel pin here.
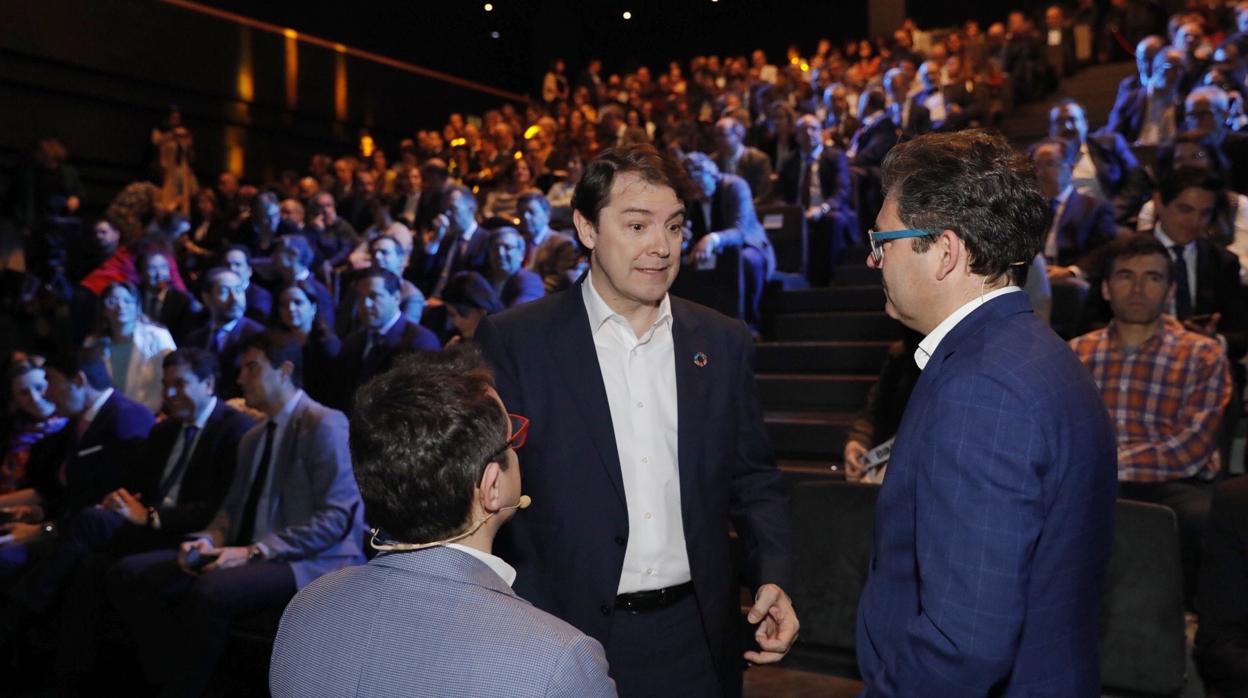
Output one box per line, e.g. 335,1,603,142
693,351,709,368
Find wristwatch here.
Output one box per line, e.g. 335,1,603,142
246,543,267,563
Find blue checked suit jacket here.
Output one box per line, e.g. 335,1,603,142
855,291,1118,697
269,545,615,697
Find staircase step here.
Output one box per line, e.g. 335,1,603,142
773,312,903,342
772,286,885,314
756,341,892,374
766,410,855,460
830,265,881,286
777,458,847,486
759,375,874,412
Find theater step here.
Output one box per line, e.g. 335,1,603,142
766,411,854,460
756,341,892,374
758,374,875,412
777,458,847,487
773,312,903,342
830,265,881,286
771,286,885,314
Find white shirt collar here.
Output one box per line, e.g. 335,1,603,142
803,144,824,161
294,268,310,282
460,222,479,242
581,270,673,337
1055,184,1074,204
914,286,1022,369
81,387,115,425
270,389,305,429
1154,226,1194,253
445,543,518,587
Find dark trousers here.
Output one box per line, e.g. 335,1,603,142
605,592,734,698
106,549,296,698
1119,477,1214,607
740,246,767,332
10,506,130,613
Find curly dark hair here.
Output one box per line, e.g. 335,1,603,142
881,129,1048,286
349,345,509,544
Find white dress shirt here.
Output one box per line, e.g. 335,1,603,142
582,273,690,594
159,396,217,507
1155,226,1197,312
251,389,306,542
1070,142,1107,201
915,287,1023,369
446,543,518,587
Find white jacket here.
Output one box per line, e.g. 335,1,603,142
88,319,175,414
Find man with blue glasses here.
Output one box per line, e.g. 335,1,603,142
855,130,1118,697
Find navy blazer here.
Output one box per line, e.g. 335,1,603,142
849,115,900,168
186,317,266,400
1051,190,1118,269
777,147,853,212
245,284,273,326
127,401,255,536
1084,132,1151,225
336,316,441,410
1104,87,1185,144
688,174,777,277
477,286,792,692
411,227,492,297
855,292,1117,696
31,391,155,519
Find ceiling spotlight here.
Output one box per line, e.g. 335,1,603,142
622,10,632,19
490,30,500,39
484,3,493,10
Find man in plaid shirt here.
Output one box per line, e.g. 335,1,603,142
1071,234,1232,604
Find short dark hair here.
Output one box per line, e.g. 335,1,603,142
443,185,477,213
1156,132,1230,181
443,271,503,315
1157,166,1224,206
354,267,402,295
368,234,402,253
202,266,239,292
881,130,1048,285
45,344,112,391
162,347,219,385
223,244,252,263
240,329,303,388
350,345,508,543
275,234,314,268
571,143,694,226
1101,234,1173,284
1026,137,1075,166
516,191,551,214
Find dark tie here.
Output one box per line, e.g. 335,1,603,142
157,425,200,502
211,326,228,353
364,331,382,363
799,159,815,210
1170,245,1193,319
235,420,277,546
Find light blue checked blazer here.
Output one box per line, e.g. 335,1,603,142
855,291,1118,697
270,545,616,697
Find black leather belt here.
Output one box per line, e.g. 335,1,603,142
614,582,694,613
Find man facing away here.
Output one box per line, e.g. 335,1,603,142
271,347,615,697
855,130,1117,697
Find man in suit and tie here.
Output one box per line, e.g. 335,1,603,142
1185,86,1248,195
137,249,200,344
884,68,931,138
1104,47,1186,145
1049,98,1151,227
107,330,366,697
186,267,265,400
855,130,1118,696
337,268,440,411
271,347,615,697
412,185,490,298
712,117,773,204
477,143,798,697
222,246,272,325
1029,138,1118,289
1113,35,1164,106
777,114,859,285
849,88,901,240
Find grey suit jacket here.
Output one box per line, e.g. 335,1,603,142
203,393,365,588
270,546,616,697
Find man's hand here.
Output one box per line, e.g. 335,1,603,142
843,441,868,481
1,522,46,547
1183,312,1220,338
424,213,451,252
103,488,148,526
691,235,718,266
804,204,828,222
0,505,42,523
177,537,214,575
202,546,251,574
1046,265,1077,280
744,583,800,664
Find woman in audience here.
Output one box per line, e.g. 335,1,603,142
275,280,341,406
441,271,503,345
481,157,540,221
85,281,175,413
1,359,68,494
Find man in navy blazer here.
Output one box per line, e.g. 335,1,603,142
187,267,265,400
478,143,797,697
777,114,860,284
271,347,614,697
1029,138,1118,283
855,131,1117,696
410,185,491,297
1050,99,1151,226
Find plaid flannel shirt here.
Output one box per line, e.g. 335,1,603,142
1070,317,1232,482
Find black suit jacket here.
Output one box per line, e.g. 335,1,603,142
1086,132,1151,225
1221,133,1248,195
1051,190,1118,269
337,316,441,410
186,317,266,400
1104,86,1185,144
477,286,793,692
126,400,255,536
245,284,273,326
30,391,154,519
1195,477,1248,696
777,147,852,211
145,287,201,345
410,227,492,297
1193,238,1248,363
848,114,899,168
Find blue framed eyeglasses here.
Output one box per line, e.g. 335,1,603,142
867,228,935,264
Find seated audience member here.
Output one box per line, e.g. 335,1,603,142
1195,475,1248,697
367,234,426,324
413,186,491,298
517,192,580,293
777,114,858,285
338,268,441,410
1114,36,1165,104
913,60,953,132
183,188,228,276
233,191,299,257
1,360,68,494
1105,46,1187,145
69,219,120,285
275,281,341,408
186,267,265,400
85,281,176,414
137,248,199,344
487,227,545,309
270,347,614,697
414,158,452,232
884,67,931,137
848,88,899,170
713,117,773,203
1029,138,1118,289
349,199,415,270
0,349,254,675
306,190,362,274
1136,133,1248,276
1070,235,1232,604
683,152,776,331
1184,85,1248,195
278,198,306,234
222,245,273,324
842,329,923,484
1049,98,1151,227
107,330,366,698
0,346,154,577
442,271,503,345
481,157,541,221
389,164,425,229
272,235,335,330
